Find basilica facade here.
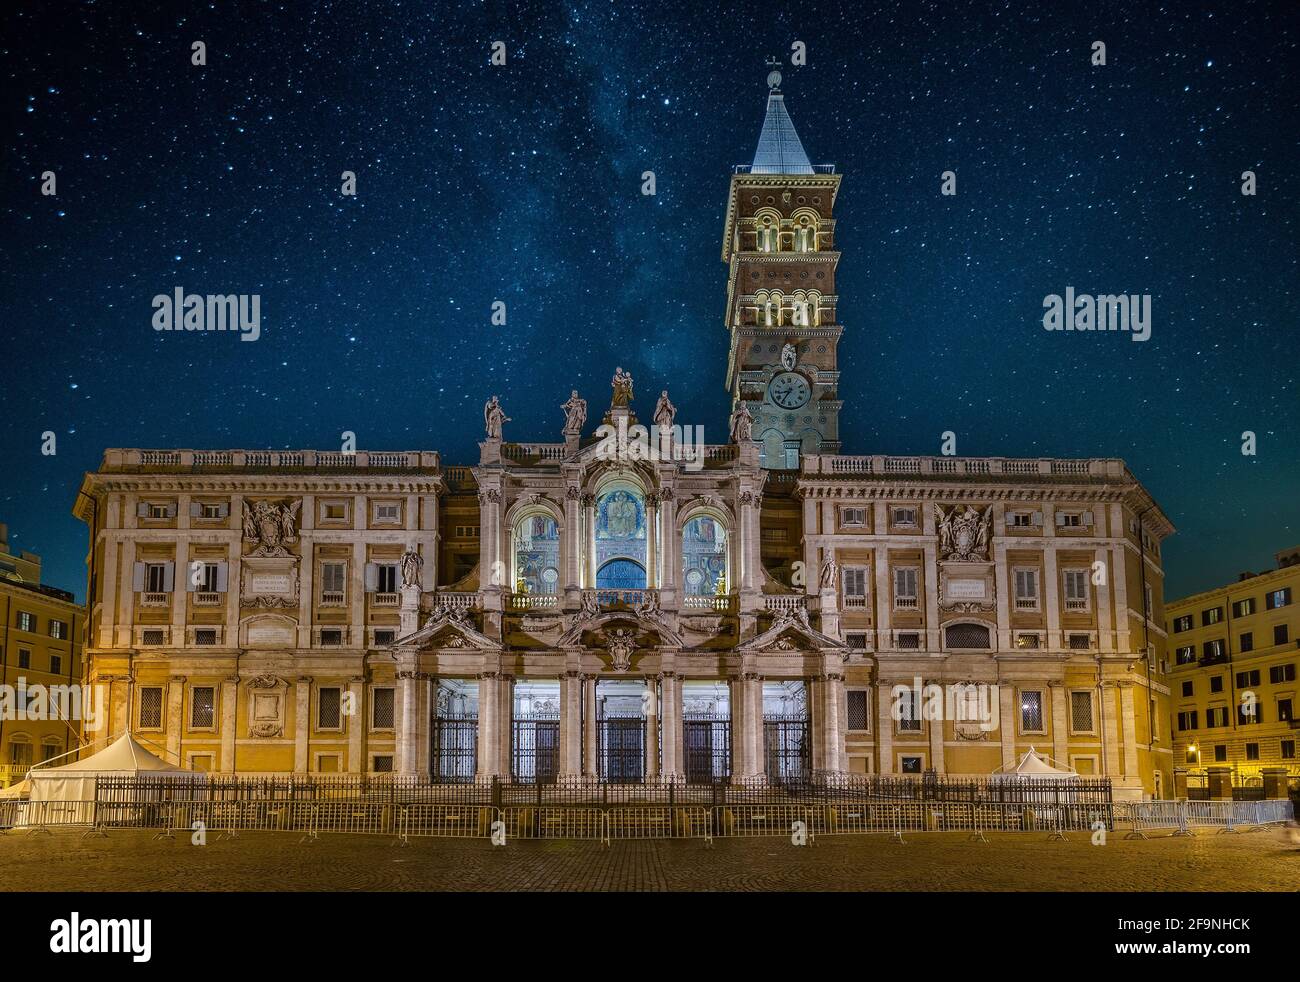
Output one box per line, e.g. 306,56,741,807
72,77,1174,799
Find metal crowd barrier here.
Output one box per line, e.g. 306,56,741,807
1126,798,1293,838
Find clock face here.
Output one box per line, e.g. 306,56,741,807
769,371,811,409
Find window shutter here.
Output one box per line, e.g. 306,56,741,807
215,562,229,593
165,503,177,518
1032,511,1043,527
136,502,149,519
218,502,230,518
185,561,199,592
1082,510,1094,526
132,562,146,592
1055,511,1066,527
162,562,175,592
364,563,379,592
189,501,201,518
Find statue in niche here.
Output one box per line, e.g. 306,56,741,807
819,557,839,590
400,547,423,590
653,390,676,430
611,367,634,408
484,396,510,439
561,390,587,436
729,404,755,444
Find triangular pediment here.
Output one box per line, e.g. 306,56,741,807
557,609,683,650
741,609,844,654
395,609,500,652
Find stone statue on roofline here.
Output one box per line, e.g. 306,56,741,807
561,390,587,436
484,395,510,440
611,367,634,408
729,403,755,444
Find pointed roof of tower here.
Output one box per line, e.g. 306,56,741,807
750,70,814,175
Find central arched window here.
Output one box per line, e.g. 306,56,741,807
682,515,728,595
595,484,647,589
513,513,560,594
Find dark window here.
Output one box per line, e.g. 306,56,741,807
1176,645,1195,665
1270,664,1296,684
1210,675,1224,693
1238,703,1263,726
1278,699,1293,723
847,690,869,731
1274,624,1290,646
900,756,923,774
1181,681,1194,697
1245,743,1259,761
317,688,342,729
139,687,163,729
1232,598,1255,618
1214,745,1227,762
50,654,62,675
1235,670,1261,688
373,629,395,646
372,688,395,729
17,649,30,669
1173,614,1194,633
945,623,991,649
1202,607,1222,626
896,633,920,650
191,687,215,729
15,611,35,633
1282,740,1296,760
372,755,394,772
1177,710,1198,731
1266,588,1292,610
1240,632,1253,653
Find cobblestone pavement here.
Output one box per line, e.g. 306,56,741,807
1,828,1296,891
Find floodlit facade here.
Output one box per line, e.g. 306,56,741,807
1166,546,1300,789
0,524,85,787
72,78,1174,799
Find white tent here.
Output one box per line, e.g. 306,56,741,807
990,747,1079,782
27,732,195,805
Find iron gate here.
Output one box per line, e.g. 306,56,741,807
599,717,645,783
683,715,731,784
511,713,560,783
763,715,809,785
430,714,478,783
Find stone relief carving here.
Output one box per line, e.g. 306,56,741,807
936,504,992,562
604,628,637,672
242,499,301,557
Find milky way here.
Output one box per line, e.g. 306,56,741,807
1,0,1296,599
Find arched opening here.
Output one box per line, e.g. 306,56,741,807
512,511,560,595
594,484,647,589
681,514,728,596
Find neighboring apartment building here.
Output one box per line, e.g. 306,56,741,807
71,76,1175,799
1166,546,1300,784
0,523,85,787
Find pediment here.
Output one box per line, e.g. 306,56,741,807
557,609,683,650
741,609,845,654
396,609,500,652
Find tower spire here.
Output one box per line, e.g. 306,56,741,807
750,62,813,175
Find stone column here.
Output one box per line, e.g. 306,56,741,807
658,489,678,607
824,672,846,774
294,678,311,774
644,678,660,779
219,678,237,773
563,487,581,604
165,676,184,766
660,672,681,779
582,494,597,588
1043,529,1061,651
496,675,514,777
876,681,894,775
476,672,499,777
396,668,419,775
1119,680,1140,783
927,681,945,774
582,674,599,777
740,674,764,780
1049,681,1069,769
645,494,659,589
348,677,365,773
1099,681,1121,778
559,671,582,776
999,683,1017,770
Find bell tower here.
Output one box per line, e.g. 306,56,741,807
722,67,843,470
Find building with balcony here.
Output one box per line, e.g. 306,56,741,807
0,523,85,786
71,75,1174,799
1166,546,1300,790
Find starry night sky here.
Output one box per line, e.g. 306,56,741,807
1,0,1296,602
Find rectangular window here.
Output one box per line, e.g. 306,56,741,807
319,629,344,647
1269,663,1296,684
896,633,920,649
1232,597,1255,618
1062,569,1089,611
1206,706,1229,728
320,562,347,604
1282,740,1296,760
139,687,164,729
1069,691,1093,732
1175,645,1195,665
1278,699,1293,723
148,503,169,520
373,629,396,646
847,690,869,731
900,756,923,774
1067,633,1091,650
200,502,226,520
890,507,917,527
1203,639,1225,661
1176,710,1198,731
1013,568,1039,610
191,687,215,729
893,567,919,609
1057,511,1083,528
1181,680,1194,697
1240,632,1254,653
1235,669,1261,688
372,755,394,773
842,567,868,607
1202,606,1222,626
48,620,67,640
1214,745,1227,763
372,564,399,594
194,628,218,646
1245,743,1259,762
845,632,869,649
17,649,30,669
50,654,62,675
321,502,347,521
897,690,921,731
841,507,866,527
372,688,395,730
1008,512,1033,528
1274,624,1290,647
317,687,342,730
1019,691,1044,733
1266,587,1292,610
1237,702,1263,726
373,502,400,522
1172,614,1194,633
1210,675,1223,693
1016,633,1041,649
145,563,170,593
16,611,35,633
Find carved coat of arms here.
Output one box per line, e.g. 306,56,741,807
243,500,301,557
936,504,991,562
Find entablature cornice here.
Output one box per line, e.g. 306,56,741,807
83,475,444,496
